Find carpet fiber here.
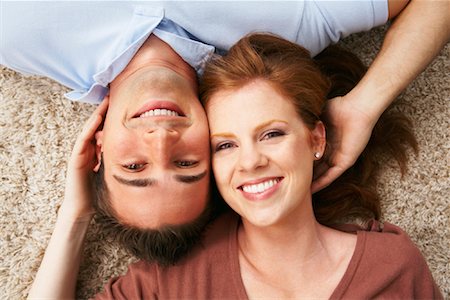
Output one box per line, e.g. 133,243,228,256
1,26,448,299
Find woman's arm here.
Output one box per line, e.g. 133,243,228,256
312,0,450,192
28,98,109,299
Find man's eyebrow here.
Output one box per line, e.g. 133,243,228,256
113,175,156,187
112,170,207,187
174,170,208,184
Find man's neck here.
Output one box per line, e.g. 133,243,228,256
112,34,197,91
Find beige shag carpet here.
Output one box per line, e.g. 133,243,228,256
1,26,449,299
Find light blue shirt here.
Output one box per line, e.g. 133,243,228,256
0,1,388,104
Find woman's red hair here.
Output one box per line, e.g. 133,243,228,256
201,33,417,225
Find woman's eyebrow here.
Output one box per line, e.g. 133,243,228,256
210,133,235,139
253,119,288,132
210,120,288,139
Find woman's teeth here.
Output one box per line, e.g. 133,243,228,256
139,109,179,117
242,178,280,194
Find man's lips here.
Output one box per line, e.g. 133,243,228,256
133,100,185,118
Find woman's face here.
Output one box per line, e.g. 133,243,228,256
206,80,325,227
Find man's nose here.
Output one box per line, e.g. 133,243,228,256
143,128,180,161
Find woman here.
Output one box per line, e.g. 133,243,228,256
29,34,442,299
198,33,441,298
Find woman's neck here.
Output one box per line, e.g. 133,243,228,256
238,211,324,265
237,209,357,299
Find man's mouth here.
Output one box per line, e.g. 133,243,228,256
139,109,180,118
133,100,185,118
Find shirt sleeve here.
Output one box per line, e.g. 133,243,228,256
94,261,158,300
380,223,444,299
161,1,388,57
335,222,443,298
298,0,389,56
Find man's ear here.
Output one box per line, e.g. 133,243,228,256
310,121,326,159
93,130,104,172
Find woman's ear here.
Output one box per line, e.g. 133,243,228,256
310,121,326,159
93,130,104,172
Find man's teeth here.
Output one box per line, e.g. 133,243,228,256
139,109,179,117
242,179,280,194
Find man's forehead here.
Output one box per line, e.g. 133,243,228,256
107,172,210,228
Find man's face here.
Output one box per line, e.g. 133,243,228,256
96,65,210,229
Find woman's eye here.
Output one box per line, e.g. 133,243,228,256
176,160,198,168
215,142,234,152
262,130,285,140
124,163,145,171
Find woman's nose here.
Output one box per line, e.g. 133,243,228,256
237,144,268,172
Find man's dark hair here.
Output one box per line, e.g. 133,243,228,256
92,159,223,266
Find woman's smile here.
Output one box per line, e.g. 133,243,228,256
238,177,284,201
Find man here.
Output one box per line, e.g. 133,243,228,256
0,1,411,231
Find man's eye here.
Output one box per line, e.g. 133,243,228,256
124,163,145,171
261,130,285,140
176,161,198,168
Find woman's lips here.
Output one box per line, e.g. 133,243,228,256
133,100,185,118
238,177,283,201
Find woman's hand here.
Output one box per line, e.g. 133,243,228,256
58,97,109,222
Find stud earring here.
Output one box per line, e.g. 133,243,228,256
314,152,321,159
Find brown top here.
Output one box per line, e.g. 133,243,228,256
96,212,442,300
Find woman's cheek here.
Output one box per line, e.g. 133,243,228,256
213,156,233,187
